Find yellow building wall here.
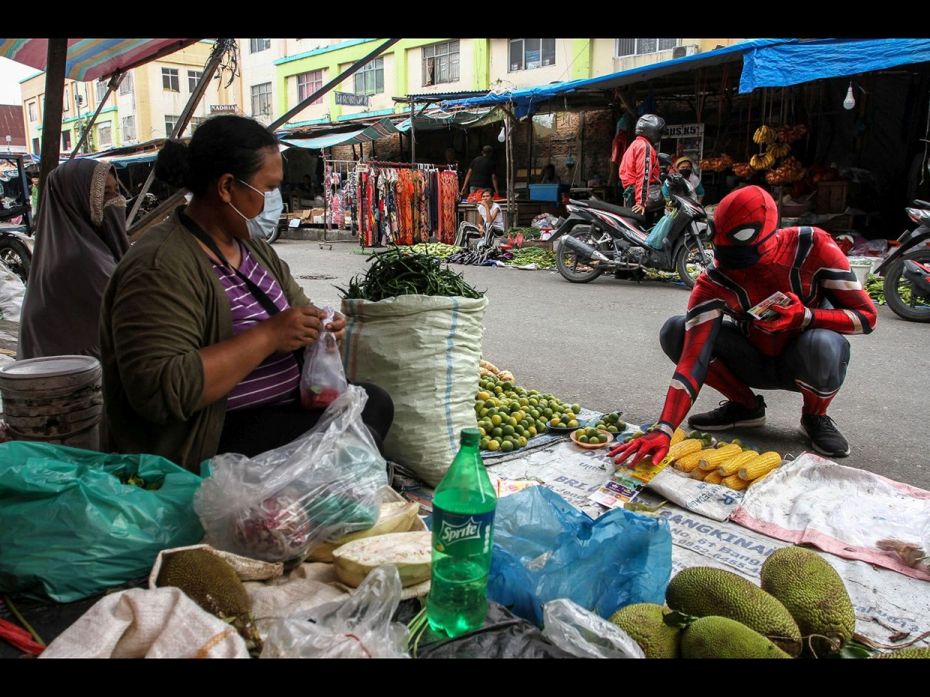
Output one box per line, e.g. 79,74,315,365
404,40,477,96
335,53,397,120
488,39,577,89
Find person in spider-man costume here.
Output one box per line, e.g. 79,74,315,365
610,185,878,465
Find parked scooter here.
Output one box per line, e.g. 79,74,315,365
875,199,930,322
550,173,713,288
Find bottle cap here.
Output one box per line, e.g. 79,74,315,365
460,428,480,446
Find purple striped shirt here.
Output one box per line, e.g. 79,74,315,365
212,244,300,411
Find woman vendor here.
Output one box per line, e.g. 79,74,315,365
100,115,393,472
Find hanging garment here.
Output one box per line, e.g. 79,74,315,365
430,170,441,239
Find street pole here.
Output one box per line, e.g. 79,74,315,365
37,38,68,215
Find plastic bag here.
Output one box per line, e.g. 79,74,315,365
645,209,677,250
541,599,645,659
195,385,388,564
0,442,204,602
300,306,348,410
260,565,409,658
487,486,672,626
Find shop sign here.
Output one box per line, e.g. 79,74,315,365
210,104,238,113
665,123,705,138
335,92,370,107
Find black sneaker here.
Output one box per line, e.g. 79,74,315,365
800,414,850,458
687,396,767,431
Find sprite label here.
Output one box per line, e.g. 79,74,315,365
432,507,495,556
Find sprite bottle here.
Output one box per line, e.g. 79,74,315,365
427,427,497,638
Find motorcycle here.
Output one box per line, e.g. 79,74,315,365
550,173,713,288
0,227,33,284
875,199,930,322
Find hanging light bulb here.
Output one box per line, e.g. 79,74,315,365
498,124,506,142
843,82,856,110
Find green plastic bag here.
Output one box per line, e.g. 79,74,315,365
0,441,204,602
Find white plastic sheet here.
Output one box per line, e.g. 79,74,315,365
541,599,645,659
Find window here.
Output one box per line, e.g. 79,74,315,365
251,82,273,116
250,38,271,53
97,122,112,148
162,68,180,92
119,72,133,95
27,101,37,122
32,138,40,155
164,114,179,136
63,85,70,111
509,39,556,71
96,79,107,103
187,70,202,92
615,39,679,57
354,57,384,96
422,40,459,86
121,115,136,142
296,72,322,105
62,130,72,150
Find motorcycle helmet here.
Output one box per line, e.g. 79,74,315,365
711,185,779,268
635,114,666,145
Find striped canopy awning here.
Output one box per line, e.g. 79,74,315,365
0,38,200,81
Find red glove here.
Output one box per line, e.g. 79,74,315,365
754,291,812,333
608,430,670,468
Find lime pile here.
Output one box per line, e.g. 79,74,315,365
592,411,626,434
475,374,578,453
573,427,610,445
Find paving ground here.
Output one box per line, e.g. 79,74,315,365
276,239,930,490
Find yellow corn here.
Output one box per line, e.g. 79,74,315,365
704,470,724,485
722,474,749,490
670,428,687,447
691,467,710,481
716,450,760,477
749,470,773,487
739,451,782,481
667,438,702,462
696,444,743,470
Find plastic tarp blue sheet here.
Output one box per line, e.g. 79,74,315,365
739,38,930,93
280,117,399,150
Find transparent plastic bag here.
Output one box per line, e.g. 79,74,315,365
194,385,388,564
260,565,409,658
541,599,645,659
300,306,348,410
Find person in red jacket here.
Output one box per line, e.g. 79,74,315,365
619,114,665,214
610,185,878,464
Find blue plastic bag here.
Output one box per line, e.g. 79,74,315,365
645,209,677,250
487,487,672,626
0,442,204,602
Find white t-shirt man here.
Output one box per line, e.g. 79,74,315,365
478,201,504,233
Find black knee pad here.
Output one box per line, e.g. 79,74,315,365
794,330,851,392
659,315,687,362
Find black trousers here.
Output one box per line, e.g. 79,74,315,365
217,382,394,458
659,316,851,394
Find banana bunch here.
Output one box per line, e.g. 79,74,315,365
767,142,791,159
750,152,777,170
752,125,777,145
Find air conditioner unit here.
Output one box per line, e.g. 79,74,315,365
672,44,700,59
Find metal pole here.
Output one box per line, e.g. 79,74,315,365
38,38,68,213
70,71,123,159
127,39,232,228
505,113,513,228
410,101,416,163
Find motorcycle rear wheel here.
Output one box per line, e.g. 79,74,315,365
0,238,31,284
675,233,714,288
883,250,930,322
555,226,606,283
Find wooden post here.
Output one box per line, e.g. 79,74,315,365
579,112,586,186
37,38,68,213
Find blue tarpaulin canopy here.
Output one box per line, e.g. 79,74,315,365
738,38,930,93
280,117,399,150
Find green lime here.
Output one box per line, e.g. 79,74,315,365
517,436,528,447
501,440,514,452
567,420,579,429
487,440,500,452
578,435,589,444
607,425,619,434
480,437,490,450
571,403,581,414
502,425,515,436
491,427,503,439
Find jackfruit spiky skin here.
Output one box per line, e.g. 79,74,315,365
681,616,792,659
156,549,251,620
608,604,680,658
666,566,802,656
874,647,930,659
760,547,856,656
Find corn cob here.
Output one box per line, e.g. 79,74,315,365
715,450,760,477
722,474,749,491
704,470,724,485
738,451,782,481
668,438,702,462
691,467,710,481
675,443,741,473
749,470,773,487
670,428,687,447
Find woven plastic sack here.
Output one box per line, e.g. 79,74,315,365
342,295,488,486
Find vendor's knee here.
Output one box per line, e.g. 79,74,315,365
659,315,687,362
796,329,850,389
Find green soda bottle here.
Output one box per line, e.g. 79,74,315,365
427,427,497,638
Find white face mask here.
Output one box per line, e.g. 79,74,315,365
228,179,284,240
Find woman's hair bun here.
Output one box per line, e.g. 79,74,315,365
154,139,191,189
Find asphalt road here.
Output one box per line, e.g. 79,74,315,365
276,239,930,490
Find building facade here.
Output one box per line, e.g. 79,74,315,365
19,41,240,154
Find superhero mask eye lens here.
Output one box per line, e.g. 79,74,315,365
731,227,758,242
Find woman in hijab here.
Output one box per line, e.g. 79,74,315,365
18,159,128,359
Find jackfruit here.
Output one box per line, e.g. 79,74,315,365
874,646,930,659
760,546,856,656
681,616,792,659
156,548,261,653
608,603,680,658
666,567,802,656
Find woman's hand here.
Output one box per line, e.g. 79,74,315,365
263,305,324,353
326,311,347,345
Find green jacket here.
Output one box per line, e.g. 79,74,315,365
100,209,310,472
